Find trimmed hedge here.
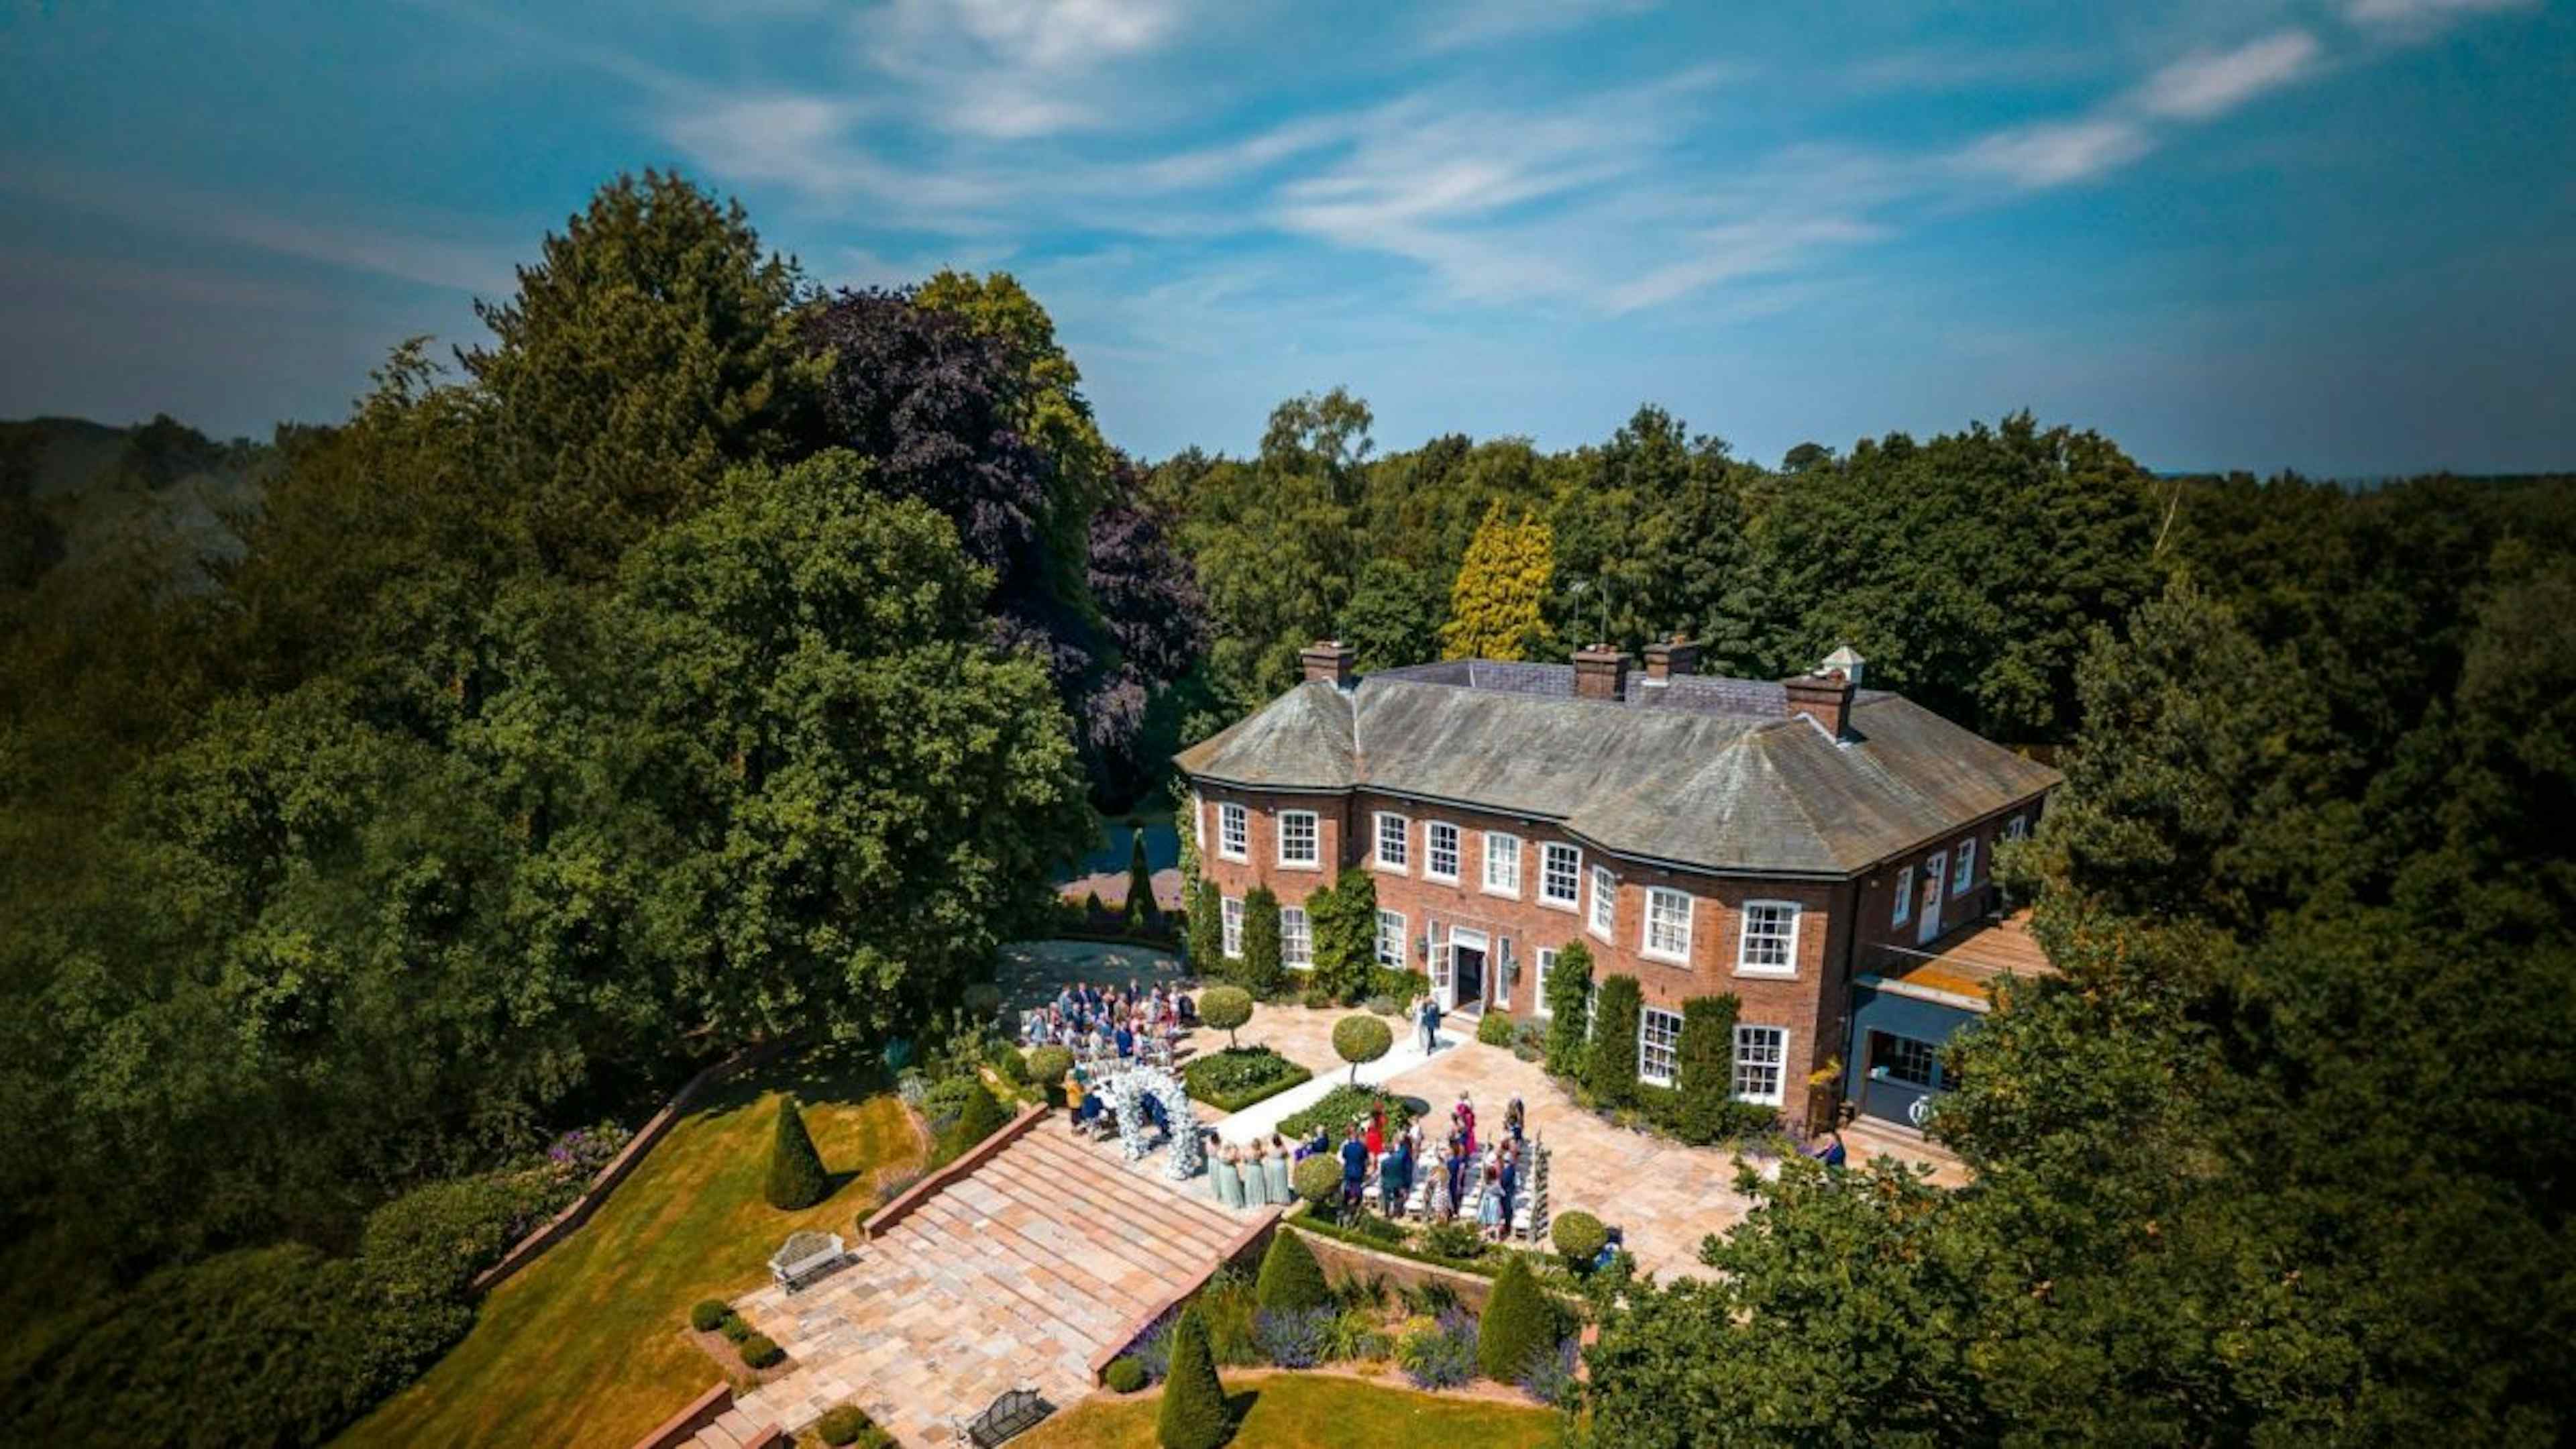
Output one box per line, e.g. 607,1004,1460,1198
690,1299,731,1332
816,1404,890,1446
1157,1305,1233,1449
739,1331,785,1368
1240,886,1283,996
1476,1012,1516,1046
1586,975,1644,1108
1106,1356,1148,1393
1254,1226,1332,1313
1543,941,1594,1078
765,1095,830,1210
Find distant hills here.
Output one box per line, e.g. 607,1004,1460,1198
0,415,273,594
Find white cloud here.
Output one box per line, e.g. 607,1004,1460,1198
1955,119,2155,188
1417,0,1660,53
2138,30,2322,119
2346,0,2536,25
863,0,1200,138
1603,218,1883,314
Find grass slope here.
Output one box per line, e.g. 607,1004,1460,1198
1017,1371,1556,1449
335,1045,922,1449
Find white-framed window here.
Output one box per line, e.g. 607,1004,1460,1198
1426,821,1460,882
1218,802,1248,861
1534,947,1556,1018
1891,866,1914,928
1482,832,1521,896
1374,812,1409,872
1642,886,1693,963
1278,810,1320,869
1588,865,1617,940
2002,814,2028,843
1951,837,1976,894
1221,896,1244,958
1375,908,1406,967
1540,842,1582,908
1281,905,1311,969
1733,1024,1787,1106
1639,1006,1682,1087
1736,900,1800,977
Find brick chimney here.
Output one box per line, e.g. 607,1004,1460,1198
1301,639,1357,689
1642,634,1701,684
1572,643,1630,701
1783,658,1858,739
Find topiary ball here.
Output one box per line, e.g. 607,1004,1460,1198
1198,985,1254,1034
1025,1044,1074,1089
1551,1210,1608,1269
1292,1152,1344,1206
720,1315,755,1342
689,1299,731,1333
1105,1356,1147,1393
739,1332,784,1368
1332,1014,1393,1079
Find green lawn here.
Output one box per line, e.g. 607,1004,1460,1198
337,1045,923,1449
1016,1371,1559,1449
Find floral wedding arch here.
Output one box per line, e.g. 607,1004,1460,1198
1098,1065,1202,1181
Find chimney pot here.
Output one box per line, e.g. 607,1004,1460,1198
1572,644,1631,701
1782,656,1858,739
1300,639,1357,689
1642,634,1701,683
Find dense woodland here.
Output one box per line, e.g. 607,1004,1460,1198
2,172,2571,1445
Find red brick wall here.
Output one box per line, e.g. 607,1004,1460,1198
1189,776,2049,1128
1841,796,2047,975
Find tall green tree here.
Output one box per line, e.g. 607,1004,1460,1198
1240,886,1283,996
463,171,824,578
1440,502,1554,661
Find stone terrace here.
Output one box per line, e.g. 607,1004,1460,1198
730,1122,1269,1447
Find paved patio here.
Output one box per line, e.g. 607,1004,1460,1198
1229,1002,1963,1282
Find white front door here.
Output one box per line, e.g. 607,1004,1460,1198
1917,853,1945,945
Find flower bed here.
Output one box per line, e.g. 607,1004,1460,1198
1180,1046,1312,1112
1277,1085,1419,1141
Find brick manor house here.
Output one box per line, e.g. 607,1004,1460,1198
1175,639,2061,1130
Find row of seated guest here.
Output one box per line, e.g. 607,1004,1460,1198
1021,978,1193,1059
1205,1094,1535,1240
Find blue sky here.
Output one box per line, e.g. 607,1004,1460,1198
2,0,2569,476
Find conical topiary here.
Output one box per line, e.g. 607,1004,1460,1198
765,1094,830,1210
1156,1304,1233,1449
1477,1252,1552,1385
1253,1227,1330,1313
940,1077,1010,1160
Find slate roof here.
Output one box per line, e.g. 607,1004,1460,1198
1173,663,2061,879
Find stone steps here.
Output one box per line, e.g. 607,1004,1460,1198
731,1123,1268,1446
